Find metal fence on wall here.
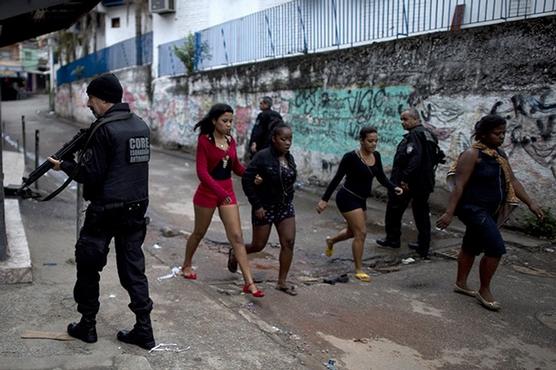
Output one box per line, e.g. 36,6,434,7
57,32,152,85
158,0,555,76
158,38,188,77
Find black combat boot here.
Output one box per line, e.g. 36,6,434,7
117,314,156,350
67,316,97,343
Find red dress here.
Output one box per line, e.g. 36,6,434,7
193,134,245,208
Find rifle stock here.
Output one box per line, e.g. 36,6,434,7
19,128,89,191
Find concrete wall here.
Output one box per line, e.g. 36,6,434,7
55,65,151,124
55,16,556,222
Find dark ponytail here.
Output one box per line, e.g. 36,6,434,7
270,119,291,138
194,103,234,135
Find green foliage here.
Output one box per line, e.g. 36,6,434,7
173,33,211,75
524,208,556,239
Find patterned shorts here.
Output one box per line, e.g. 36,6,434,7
252,202,295,226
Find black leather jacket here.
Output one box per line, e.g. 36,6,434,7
248,109,283,152
390,125,439,193
242,146,296,209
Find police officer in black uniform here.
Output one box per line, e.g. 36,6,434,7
48,73,155,350
376,108,442,258
248,96,283,158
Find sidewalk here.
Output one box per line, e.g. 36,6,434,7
0,150,32,284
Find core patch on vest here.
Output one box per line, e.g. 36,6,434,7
127,136,150,163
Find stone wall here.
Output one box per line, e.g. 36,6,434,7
56,16,556,222
55,66,151,126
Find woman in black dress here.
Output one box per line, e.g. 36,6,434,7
316,126,403,282
228,122,299,295
436,115,543,310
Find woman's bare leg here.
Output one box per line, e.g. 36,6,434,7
478,255,501,302
228,224,271,272
328,228,354,245
275,217,296,287
245,224,272,254
182,205,216,274
456,248,476,291
219,205,260,293
342,209,367,273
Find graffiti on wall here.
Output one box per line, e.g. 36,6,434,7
412,88,556,190
150,80,193,145
493,91,556,179
233,105,254,147
287,86,413,165
55,82,93,123
148,84,415,170
123,85,150,124
55,71,555,213
149,80,255,148
55,86,72,117
58,75,555,183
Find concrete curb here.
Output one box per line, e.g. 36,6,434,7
0,151,32,284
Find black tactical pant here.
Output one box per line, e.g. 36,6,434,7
384,189,431,252
74,200,153,318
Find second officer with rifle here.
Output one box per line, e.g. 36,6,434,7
48,73,156,350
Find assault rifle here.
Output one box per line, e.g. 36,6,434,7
6,112,132,200
11,128,89,199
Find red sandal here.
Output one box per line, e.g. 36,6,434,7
182,271,197,280
243,282,264,298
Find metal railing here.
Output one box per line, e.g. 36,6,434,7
158,0,555,76
56,32,153,85
158,38,188,77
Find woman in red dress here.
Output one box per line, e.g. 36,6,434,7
181,103,264,297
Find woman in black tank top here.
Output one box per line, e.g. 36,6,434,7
316,126,403,282
436,115,543,311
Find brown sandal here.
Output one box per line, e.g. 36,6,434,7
275,285,298,296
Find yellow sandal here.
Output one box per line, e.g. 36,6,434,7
325,237,334,257
355,272,371,282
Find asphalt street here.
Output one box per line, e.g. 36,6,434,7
1,95,555,370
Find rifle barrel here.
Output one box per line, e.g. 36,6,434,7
18,129,88,191
20,161,54,190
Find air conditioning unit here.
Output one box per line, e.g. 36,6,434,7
150,0,175,14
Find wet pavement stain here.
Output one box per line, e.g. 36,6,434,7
407,282,431,289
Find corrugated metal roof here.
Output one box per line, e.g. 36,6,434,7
0,0,101,47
